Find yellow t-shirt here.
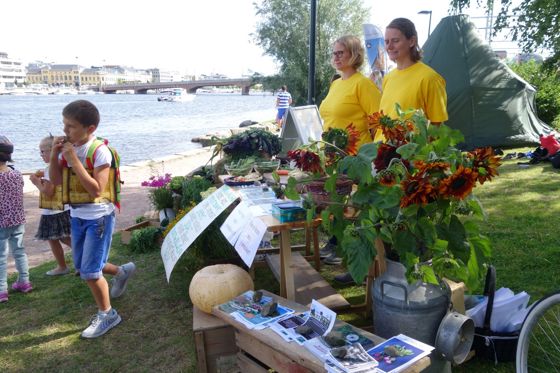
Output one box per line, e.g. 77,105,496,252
377,62,448,142
319,72,381,148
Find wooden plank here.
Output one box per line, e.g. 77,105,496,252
194,331,209,373
266,252,350,311
236,352,269,373
236,331,312,373
193,305,231,332
279,229,294,300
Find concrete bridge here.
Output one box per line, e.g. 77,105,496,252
99,78,254,95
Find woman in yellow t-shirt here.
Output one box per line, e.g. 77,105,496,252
318,35,381,273
375,18,448,142
319,35,381,149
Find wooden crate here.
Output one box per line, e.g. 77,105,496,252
119,220,160,245
193,306,237,373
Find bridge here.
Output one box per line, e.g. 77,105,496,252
98,78,254,95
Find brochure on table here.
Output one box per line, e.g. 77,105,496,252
218,290,294,330
324,342,378,373
161,185,238,281
366,334,434,373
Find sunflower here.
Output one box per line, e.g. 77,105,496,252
374,143,400,171
469,147,501,184
287,149,323,174
378,169,398,186
438,165,477,199
400,173,438,207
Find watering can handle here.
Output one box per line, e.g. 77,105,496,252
380,281,408,303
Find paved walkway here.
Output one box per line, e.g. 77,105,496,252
8,147,215,273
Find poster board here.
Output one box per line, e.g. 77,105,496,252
279,105,323,157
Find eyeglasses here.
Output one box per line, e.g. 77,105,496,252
332,50,345,58
40,149,49,154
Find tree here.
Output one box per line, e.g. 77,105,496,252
253,0,369,105
450,0,560,61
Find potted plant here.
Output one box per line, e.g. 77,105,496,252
287,108,501,290
283,124,360,211
142,174,176,223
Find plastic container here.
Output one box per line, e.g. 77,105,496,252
271,201,306,223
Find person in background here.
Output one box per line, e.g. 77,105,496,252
275,85,292,127
318,35,381,281
50,100,135,338
375,18,448,143
0,135,32,303
29,135,72,276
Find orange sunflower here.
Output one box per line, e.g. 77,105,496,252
438,165,477,199
469,147,501,184
400,173,438,207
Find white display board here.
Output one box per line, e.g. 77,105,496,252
279,105,323,157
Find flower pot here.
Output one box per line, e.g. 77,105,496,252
305,176,353,210
372,259,450,346
159,208,175,223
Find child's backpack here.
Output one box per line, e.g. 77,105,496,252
62,137,123,210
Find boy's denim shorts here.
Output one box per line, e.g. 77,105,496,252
71,212,115,280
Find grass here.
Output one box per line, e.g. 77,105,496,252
1,149,559,372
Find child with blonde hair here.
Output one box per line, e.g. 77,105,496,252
0,135,32,303
29,135,72,276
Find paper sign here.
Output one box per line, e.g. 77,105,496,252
220,200,254,245
161,185,238,281
234,217,267,267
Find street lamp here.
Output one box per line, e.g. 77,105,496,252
418,10,433,37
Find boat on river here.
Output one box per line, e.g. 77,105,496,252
157,88,195,102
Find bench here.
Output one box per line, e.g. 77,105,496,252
265,251,350,311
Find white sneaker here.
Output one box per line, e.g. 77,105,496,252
81,309,122,339
110,262,136,298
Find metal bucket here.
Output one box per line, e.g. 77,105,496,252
372,259,450,346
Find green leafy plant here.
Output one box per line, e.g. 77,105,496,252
149,186,174,210
129,227,162,253
288,108,502,289
135,216,146,224
169,176,186,194
180,176,213,208
214,128,281,161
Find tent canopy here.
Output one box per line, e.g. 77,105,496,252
422,15,552,150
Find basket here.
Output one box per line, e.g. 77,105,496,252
471,266,519,363
304,176,353,210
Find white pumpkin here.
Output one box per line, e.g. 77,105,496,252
189,264,254,313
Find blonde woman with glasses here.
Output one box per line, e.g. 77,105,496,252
318,35,381,282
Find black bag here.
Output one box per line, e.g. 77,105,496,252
550,151,560,169
471,266,519,363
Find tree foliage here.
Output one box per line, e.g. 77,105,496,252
253,0,369,105
509,60,560,129
450,0,560,62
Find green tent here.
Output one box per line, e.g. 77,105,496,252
422,15,552,150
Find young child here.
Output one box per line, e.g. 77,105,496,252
0,135,32,303
29,135,72,276
50,100,135,338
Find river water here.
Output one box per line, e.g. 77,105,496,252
0,93,276,172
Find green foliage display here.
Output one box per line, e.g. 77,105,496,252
180,176,213,209
451,0,560,61
169,176,186,194
148,186,174,210
253,0,369,105
509,60,560,129
220,128,281,160
129,227,162,253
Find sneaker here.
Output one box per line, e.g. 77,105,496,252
81,309,122,339
110,262,136,298
11,281,33,293
46,267,70,276
319,242,336,259
323,252,343,265
334,272,357,285
0,291,8,303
